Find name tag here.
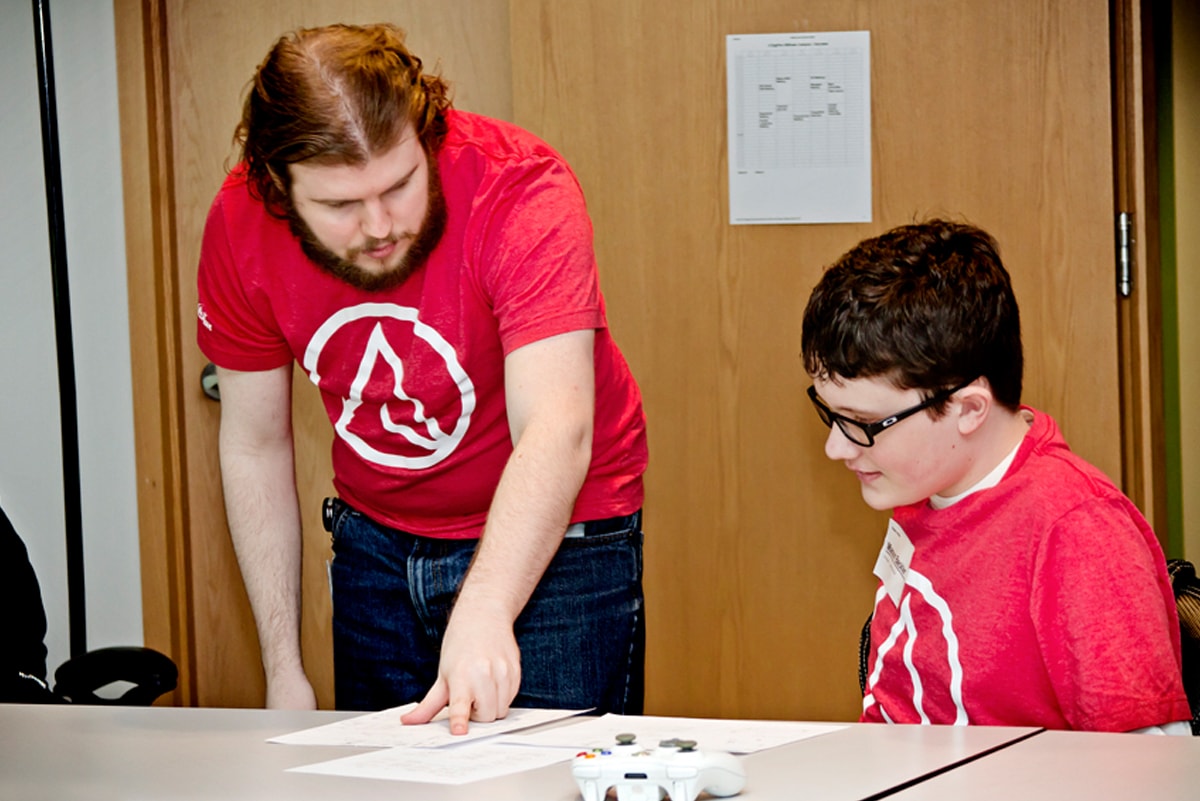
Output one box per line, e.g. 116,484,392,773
873,519,915,607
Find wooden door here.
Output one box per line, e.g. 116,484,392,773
509,0,1126,721
116,0,515,708
117,0,1153,720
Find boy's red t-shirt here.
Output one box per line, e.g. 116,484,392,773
862,409,1190,732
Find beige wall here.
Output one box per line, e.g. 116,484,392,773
1175,0,1200,561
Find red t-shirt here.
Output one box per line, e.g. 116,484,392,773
862,409,1190,731
197,110,647,537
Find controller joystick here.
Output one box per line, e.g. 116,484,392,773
571,734,746,801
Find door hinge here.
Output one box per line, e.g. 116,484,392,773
1117,211,1133,298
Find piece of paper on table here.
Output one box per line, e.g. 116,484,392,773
289,742,573,784
500,713,846,754
270,704,590,748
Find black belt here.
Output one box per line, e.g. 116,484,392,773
574,510,642,536
323,497,640,537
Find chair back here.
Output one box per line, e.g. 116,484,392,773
1166,559,1200,735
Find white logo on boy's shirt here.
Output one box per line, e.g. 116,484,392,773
866,520,968,723
864,570,969,725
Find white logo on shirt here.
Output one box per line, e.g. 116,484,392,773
197,303,213,332
302,303,475,469
862,570,969,725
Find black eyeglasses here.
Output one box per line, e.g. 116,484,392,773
806,379,976,447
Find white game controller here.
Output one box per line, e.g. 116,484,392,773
572,733,747,801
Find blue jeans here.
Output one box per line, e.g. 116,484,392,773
325,498,645,713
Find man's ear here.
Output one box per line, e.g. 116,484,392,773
954,381,992,436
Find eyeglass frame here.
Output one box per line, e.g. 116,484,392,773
806,378,977,447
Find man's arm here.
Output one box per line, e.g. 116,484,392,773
216,364,316,709
402,329,596,733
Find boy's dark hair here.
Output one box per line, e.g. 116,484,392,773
801,219,1023,412
235,23,453,219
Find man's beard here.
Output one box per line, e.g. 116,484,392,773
287,156,448,293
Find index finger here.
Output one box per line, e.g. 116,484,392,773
447,692,474,735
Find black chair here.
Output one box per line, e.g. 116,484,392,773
1166,559,1200,735
857,559,1200,735
1,504,177,705
857,612,872,697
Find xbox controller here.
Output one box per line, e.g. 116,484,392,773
571,733,746,801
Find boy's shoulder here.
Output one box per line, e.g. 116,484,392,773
978,407,1154,545
1008,408,1127,501
904,407,1141,531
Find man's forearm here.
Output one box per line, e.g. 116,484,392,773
453,415,591,622
399,329,596,729
219,431,306,679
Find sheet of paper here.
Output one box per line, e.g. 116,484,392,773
289,742,573,784
269,704,590,748
500,713,847,754
726,31,872,225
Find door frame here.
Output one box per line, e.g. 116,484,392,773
1113,0,1169,535
114,0,194,705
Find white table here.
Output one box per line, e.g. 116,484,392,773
887,728,1200,800
0,704,1039,800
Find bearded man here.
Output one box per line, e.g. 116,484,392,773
197,23,648,734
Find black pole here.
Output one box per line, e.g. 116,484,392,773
31,0,87,659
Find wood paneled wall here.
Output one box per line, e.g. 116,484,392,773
117,0,1140,721
510,0,1122,720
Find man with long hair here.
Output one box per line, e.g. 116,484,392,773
197,23,648,734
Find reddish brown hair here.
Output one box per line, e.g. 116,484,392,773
235,23,452,217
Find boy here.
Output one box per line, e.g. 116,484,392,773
800,219,1190,733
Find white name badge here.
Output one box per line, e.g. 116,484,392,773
873,519,915,607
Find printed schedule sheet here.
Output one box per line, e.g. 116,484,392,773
726,31,872,225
